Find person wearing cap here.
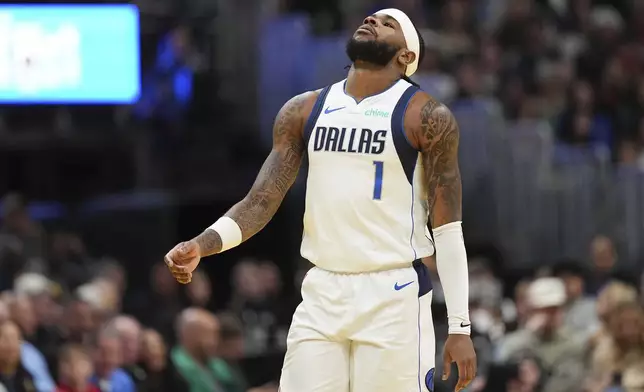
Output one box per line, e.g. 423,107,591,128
164,7,476,392
495,277,586,392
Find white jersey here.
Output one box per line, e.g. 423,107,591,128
300,78,435,273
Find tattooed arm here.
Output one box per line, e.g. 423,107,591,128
407,91,475,391
406,93,461,226
406,91,471,325
193,91,319,256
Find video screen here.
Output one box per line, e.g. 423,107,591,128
0,4,140,104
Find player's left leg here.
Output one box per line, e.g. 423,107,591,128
349,261,436,392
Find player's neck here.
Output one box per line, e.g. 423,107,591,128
345,63,401,102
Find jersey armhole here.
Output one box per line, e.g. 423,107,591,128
391,85,420,185
303,86,331,146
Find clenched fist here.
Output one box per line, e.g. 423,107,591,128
164,240,202,284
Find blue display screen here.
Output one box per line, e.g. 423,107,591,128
0,4,140,104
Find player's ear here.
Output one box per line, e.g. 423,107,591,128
398,49,416,68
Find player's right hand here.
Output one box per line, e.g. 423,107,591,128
164,240,201,284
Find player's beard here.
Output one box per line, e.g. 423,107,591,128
346,37,400,67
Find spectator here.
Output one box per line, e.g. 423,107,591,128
589,302,644,391
91,329,135,392
129,264,182,345
6,295,55,392
0,320,37,392
47,232,95,294
185,271,213,310
13,273,61,330
106,316,144,388
216,313,248,389
587,235,619,294
230,260,289,357
589,281,639,352
56,344,99,392
38,298,96,379
171,308,243,392
6,295,37,342
552,259,599,339
138,328,181,392
495,277,586,392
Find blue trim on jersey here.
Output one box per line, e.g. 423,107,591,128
414,259,433,392
417,297,422,392
409,175,419,261
391,85,420,185
303,86,331,146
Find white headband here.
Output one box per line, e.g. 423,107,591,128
375,8,420,77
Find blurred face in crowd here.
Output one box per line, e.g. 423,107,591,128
65,300,95,339
196,315,219,359
572,80,594,110
113,317,141,366
596,282,638,323
530,305,564,338
559,273,585,302
59,347,93,388
259,262,281,298
180,311,220,361
151,264,177,297
32,292,60,326
610,305,644,348
0,321,21,369
572,113,592,140
234,261,264,300
8,296,37,338
457,61,481,96
94,335,122,377
186,272,211,307
141,329,166,372
100,263,126,294
591,236,616,272
170,27,190,58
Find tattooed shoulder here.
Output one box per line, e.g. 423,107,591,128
273,90,321,146
406,92,462,226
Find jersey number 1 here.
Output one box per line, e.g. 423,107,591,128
373,161,384,200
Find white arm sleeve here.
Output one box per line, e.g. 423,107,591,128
434,221,471,335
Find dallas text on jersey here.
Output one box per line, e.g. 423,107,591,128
313,126,386,155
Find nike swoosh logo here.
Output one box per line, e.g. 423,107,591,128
460,322,471,328
324,106,346,114
394,281,414,291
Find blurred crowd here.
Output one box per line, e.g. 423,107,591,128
429,235,644,392
286,0,644,166
0,194,288,392
3,191,644,392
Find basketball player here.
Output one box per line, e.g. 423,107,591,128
165,8,476,392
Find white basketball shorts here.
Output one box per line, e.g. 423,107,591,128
279,259,436,392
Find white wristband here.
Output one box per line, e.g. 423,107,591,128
434,221,471,335
207,217,242,252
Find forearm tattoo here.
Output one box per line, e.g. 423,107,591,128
419,98,462,227
195,94,309,256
